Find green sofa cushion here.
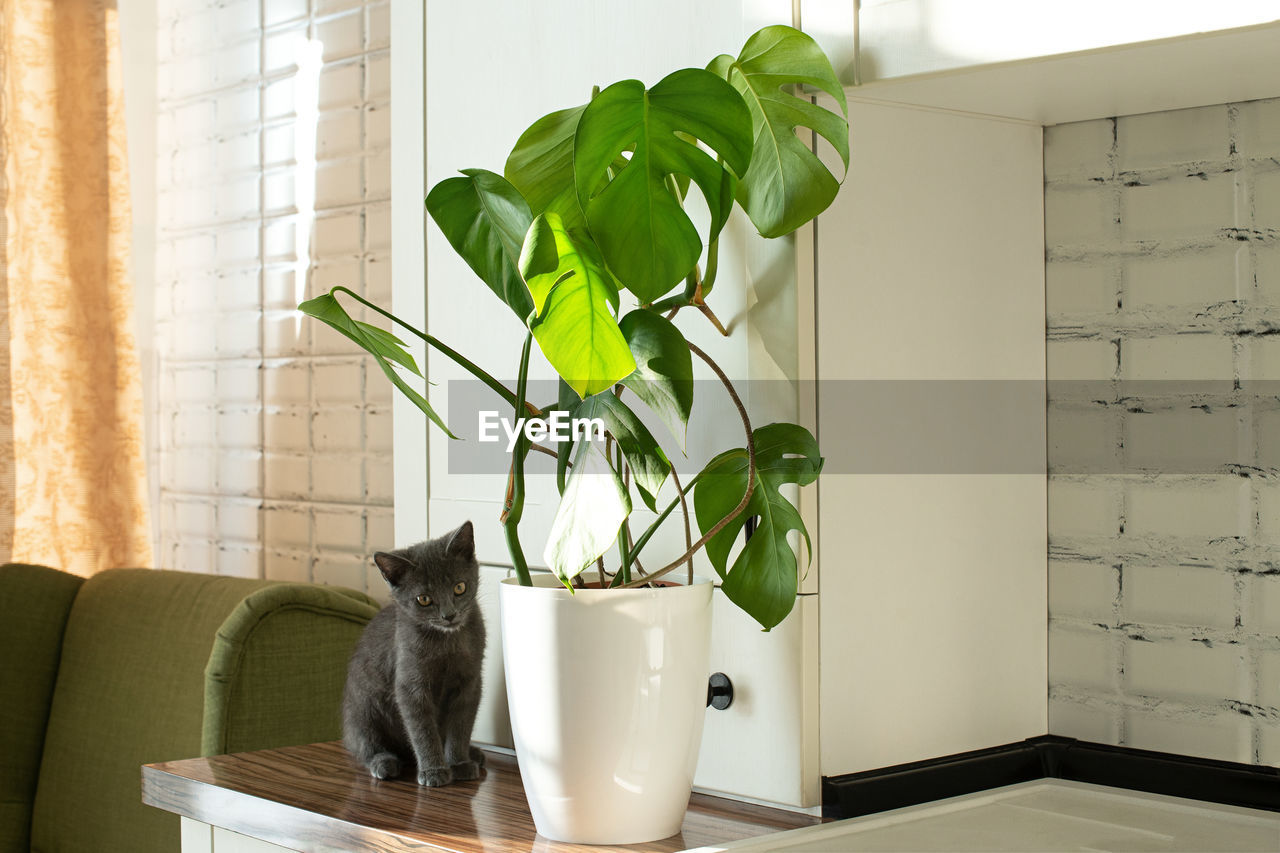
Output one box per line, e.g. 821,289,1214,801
0,564,84,853
24,567,377,853
30,569,277,853
203,582,378,755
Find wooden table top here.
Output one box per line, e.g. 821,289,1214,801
142,741,820,853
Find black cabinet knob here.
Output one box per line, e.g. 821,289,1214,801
706,672,733,710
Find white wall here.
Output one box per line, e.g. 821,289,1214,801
809,0,1280,85
1045,98,1280,767
139,0,394,589
118,0,160,559
816,100,1048,774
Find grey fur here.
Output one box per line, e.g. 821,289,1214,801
342,521,486,786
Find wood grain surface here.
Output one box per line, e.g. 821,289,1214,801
142,741,819,852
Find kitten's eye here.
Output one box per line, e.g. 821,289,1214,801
453,581,467,595
415,594,431,607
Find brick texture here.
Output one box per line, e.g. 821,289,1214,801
154,0,393,591
1045,98,1280,766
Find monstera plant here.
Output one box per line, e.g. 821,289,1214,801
300,25,847,632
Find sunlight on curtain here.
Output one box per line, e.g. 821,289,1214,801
0,0,152,575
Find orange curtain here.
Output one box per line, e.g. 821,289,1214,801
0,0,151,575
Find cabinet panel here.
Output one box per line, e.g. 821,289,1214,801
181,818,213,853
211,826,295,852
816,101,1047,775
696,592,819,807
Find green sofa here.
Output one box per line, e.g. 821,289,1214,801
0,563,380,853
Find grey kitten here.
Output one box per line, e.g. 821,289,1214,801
342,521,486,786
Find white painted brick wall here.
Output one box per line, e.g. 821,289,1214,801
1120,173,1241,243
154,0,393,592
1121,335,1235,382
1049,627,1114,690
1124,565,1236,630
1251,576,1280,633
1123,408,1241,473
1261,725,1280,766
1047,406,1120,473
1048,561,1117,620
1259,652,1280,710
1048,698,1115,744
1046,339,1118,380
1045,261,1117,315
1125,641,1246,703
1047,479,1121,537
1123,247,1245,307
1116,105,1230,170
1124,710,1252,764
1046,97,1280,766
1124,478,1248,540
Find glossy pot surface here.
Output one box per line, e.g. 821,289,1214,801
499,574,713,844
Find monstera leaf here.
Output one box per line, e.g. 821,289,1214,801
545,438,631,584
574,391,670,511
518,213,636,398
693,422,823,630
298,291,455,439
505,105,589,233
619,309,693,450
707,25,849,238
425,169,534,319
572,68,753,303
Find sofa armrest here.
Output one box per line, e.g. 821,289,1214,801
203,582,379,756
0,563,84,853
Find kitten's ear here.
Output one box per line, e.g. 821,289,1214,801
445,521,475,562
374,551,413,587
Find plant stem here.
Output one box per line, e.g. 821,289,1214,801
330,286,539,416
501,333,535,586
699,156,724,297
618,341,756,588
625,523,647,577
555,379,575,495
650,293,691,314
616,522,631,586
617,452,632,586
626,469,702,568
528,442,560,462
698,302,730,336
682,269,699,303
701,236,720,295
555,441,571,494
667,463,694,585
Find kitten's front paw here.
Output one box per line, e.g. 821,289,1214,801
417,766,452,787
368,753,400,780
450,760,481,781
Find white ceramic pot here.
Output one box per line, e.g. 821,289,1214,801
498,573,713,845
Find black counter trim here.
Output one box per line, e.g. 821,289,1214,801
822,734,1280,819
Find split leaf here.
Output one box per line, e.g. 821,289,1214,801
708,25,849,237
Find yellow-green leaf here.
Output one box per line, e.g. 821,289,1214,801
518,213,636,398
